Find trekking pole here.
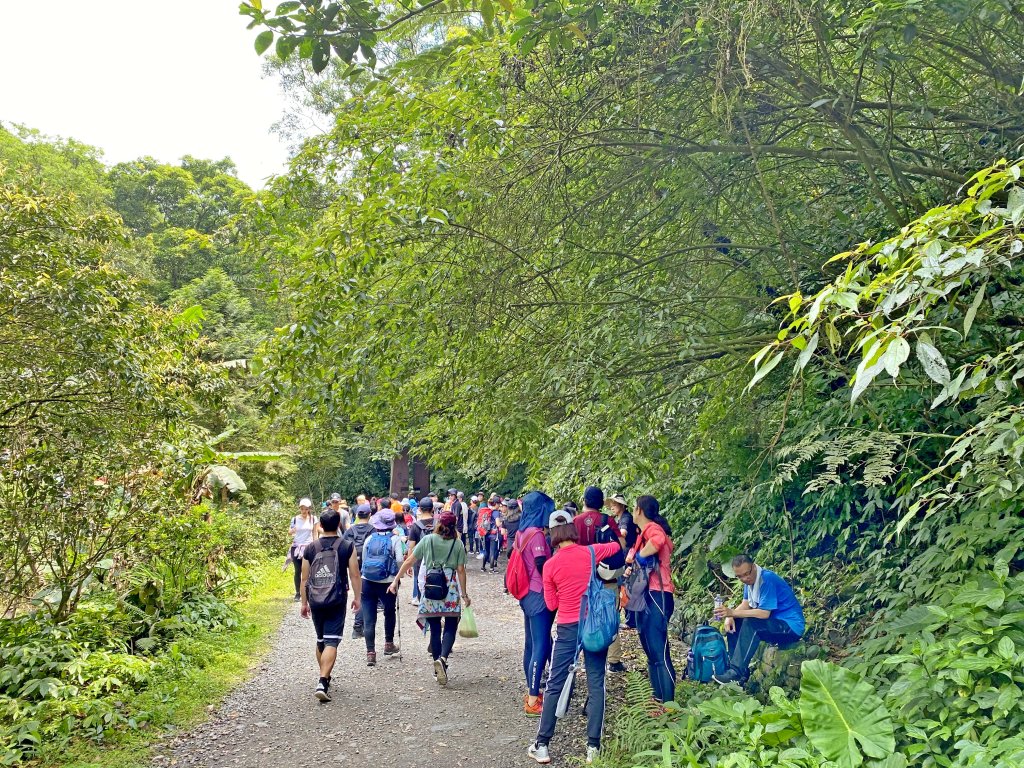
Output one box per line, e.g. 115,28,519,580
396,593,404,662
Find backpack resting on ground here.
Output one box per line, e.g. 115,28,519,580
687,624,729,683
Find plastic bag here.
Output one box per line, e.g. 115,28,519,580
459,605,479,638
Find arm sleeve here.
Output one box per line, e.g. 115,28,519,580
593,542,623,561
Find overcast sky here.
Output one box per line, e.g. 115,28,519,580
0,1,293,188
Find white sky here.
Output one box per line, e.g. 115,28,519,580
0,1,293,189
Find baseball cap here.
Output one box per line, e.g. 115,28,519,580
418,496,434,511
355,503,372,518
329,492,342,501
548,509,574,528
299,497,312,508
447,488,458,496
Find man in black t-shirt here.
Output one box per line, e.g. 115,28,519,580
406,496,435,606
301,508,361,702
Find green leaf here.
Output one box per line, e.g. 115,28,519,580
1008,186,1024,225
254,30,274,54
481,0,494,26
171,304,206,328
963,282,987,337
916,338,950,385
996,636,1016,660
799,660,895,768
747,351,783,390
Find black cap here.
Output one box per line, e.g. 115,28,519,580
355,503,372,518
447,488,458,496
418,496,434,511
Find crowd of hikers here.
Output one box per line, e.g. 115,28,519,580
286,485,805,765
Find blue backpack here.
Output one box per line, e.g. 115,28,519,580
361,532,398,582
580,548,620,652
687,624,729,682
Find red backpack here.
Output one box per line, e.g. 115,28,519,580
505,529,543,599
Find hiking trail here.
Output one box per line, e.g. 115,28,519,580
153,567,558,767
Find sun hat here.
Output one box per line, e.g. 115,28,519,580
371,510,397,531
609,493,627,507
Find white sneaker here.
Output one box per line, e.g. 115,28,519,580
476,552,485,560
409,597,419,606
586,746,599,764
528,743,551,764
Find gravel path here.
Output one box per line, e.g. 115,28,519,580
154,564,568,768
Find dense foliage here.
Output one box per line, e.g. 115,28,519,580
242,1,1024,767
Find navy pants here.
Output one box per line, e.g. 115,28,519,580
483,535,500,568
726,617,800,680
537,622,607,749
637,590,676,703
522,602,554,696
427,616,460,660
361,580,397,651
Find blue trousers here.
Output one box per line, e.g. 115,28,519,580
522,603,554,696
483,535,500,568
537,622,607,749
637,590,676,703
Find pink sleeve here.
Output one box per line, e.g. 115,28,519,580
645,525,667,552
594,542,623,561
543,558,558,612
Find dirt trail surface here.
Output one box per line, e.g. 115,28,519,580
154,565,553,768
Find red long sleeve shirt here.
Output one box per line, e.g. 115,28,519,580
542,542,623,624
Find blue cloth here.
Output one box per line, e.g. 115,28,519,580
520,491,554,531
523,603,554,696
744,569,805,637
637,590,676,703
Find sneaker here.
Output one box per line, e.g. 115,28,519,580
293,594,301,602
352,627,363,640
409,597,420,607
434,657,448,686
712,670,741,685
586,746,599,764
527,743,551,764
384,642,400,656
476,552,485,560
523,696,543,717
608,661,627,673
314,681,331,703
367,651,377,667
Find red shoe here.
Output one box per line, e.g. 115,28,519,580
367,651,377,666
524,696,543,717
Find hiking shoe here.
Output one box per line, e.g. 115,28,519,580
366,651,377,667
528,743,551,764
712,670,741,685
384,642,400,656
314,682,331,703
523,696,543,717
586,746,599,764
608,661,627,673
434,657,449,686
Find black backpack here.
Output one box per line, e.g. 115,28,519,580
423,537,458,601
344,522,373,564
306,538,352,609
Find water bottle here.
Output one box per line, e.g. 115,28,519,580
712,595,724,624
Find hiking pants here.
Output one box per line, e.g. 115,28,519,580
426,615,460,660
537,622,607,749
291,556,302,598
361,580,397,652
412,562,421,600
522,603,554,697
726,617,800,680
637,590,676,703
483,535,500,568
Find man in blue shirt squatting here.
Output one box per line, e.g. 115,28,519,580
712,553,805,686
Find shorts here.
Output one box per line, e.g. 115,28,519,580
311,603,347,652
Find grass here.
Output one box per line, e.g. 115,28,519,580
42,561,292,768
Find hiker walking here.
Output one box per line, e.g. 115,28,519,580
390,509,470,686
528,508,624,765
343,503,374,639
406,497,435,607
361,506,403,666
299,507,361,702
288,498,320,601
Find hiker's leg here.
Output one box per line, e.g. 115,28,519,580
412,562,421,599
583,647,609,748
292,555,302,597
525,609,553,697
362,581,381,652
382,587,397,643
537,623,579,746
427,617,442,660
441,616,459,659
639,590,675,702
727,617,765,680
523,609,533,687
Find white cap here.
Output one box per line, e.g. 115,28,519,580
298,497,312,508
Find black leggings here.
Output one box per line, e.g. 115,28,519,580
292,555,302,597
427,616,460,661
